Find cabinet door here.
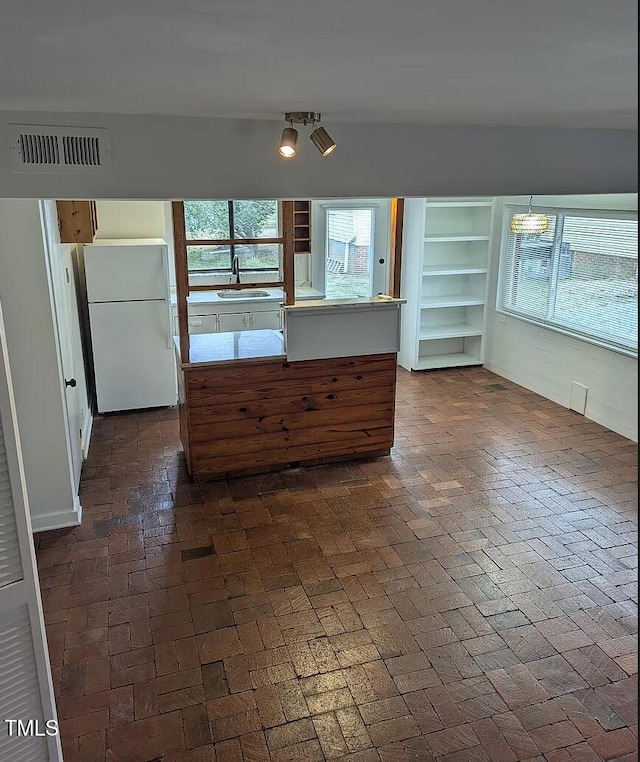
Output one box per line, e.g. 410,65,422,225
218,312,251,332
188,314,218,334
174,315,219,334
56,200,97,243
249,310,281,330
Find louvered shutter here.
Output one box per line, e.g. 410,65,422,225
0,307,62,762
0,608,48,761
0,412,23,586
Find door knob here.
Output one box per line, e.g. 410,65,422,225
64,378,77,388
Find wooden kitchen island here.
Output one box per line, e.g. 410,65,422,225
171,199,406,482
176,327,399,480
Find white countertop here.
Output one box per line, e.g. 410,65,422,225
171,284,324,307
282,295,406,311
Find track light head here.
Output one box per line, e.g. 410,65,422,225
278,127,298,158
310,126,337,157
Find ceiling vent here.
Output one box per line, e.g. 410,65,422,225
9,125,111,173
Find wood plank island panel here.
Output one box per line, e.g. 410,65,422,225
178,353,397,480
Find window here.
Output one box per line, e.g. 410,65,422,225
311,200,390,299
498,207,638,354
183,200,280,272
324,208,375,299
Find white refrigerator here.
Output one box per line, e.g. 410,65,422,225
84,238,177,413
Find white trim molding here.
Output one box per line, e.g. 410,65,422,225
30,496,82,533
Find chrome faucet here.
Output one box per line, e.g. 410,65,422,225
230,253,241,284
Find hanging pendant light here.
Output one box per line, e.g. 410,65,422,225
510,196,549,234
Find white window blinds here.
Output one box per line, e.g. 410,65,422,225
499,208,638,353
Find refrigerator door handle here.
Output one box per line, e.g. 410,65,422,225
161,247,173,349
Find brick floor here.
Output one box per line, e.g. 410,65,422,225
35,367,638,761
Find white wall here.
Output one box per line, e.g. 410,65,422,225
0,199,81,530
484,194,638,442
94,200,166,239
0,111,636,199
93,199,175,285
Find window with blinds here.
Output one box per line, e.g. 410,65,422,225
498,207,638,353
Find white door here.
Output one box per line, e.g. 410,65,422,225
312,200,391,299
40,202,87,491
89,300,177,412
46,244,84,490
84,241,169,302
0,304,62,762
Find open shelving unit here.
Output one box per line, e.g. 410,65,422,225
398,197,495,371
293,200,311,253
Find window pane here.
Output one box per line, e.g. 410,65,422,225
231,201,279,239
503,217,557,318
325,209,373,299
187,245,231,271
500,208,638,353
184,201,230,240
235,243,281,271
551,216,638,348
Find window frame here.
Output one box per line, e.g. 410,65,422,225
184,200,282,273
497,204,638,357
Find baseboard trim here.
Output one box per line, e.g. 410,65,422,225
31,495,82,533
82,409,93,461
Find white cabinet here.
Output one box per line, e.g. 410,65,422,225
399,198,494,371
218,312,251,332
175,307,282,334
248,310,281,330
218,311,281,332
174,314,219,334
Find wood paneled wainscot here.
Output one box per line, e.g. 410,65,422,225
178,350,397,480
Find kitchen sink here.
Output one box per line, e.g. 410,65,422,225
216,290,271,299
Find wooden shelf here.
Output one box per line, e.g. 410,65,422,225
424,235,490,242
421,296,485,308
419,325,483,340
425,201,493,208
414,352,482,370
422,265,487,275
292,200,311,253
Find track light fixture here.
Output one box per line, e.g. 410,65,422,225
278,112,337,158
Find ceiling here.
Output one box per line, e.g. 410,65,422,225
1,0,637,129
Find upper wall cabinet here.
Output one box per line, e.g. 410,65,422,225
56,200,98,243
399,197,495,371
